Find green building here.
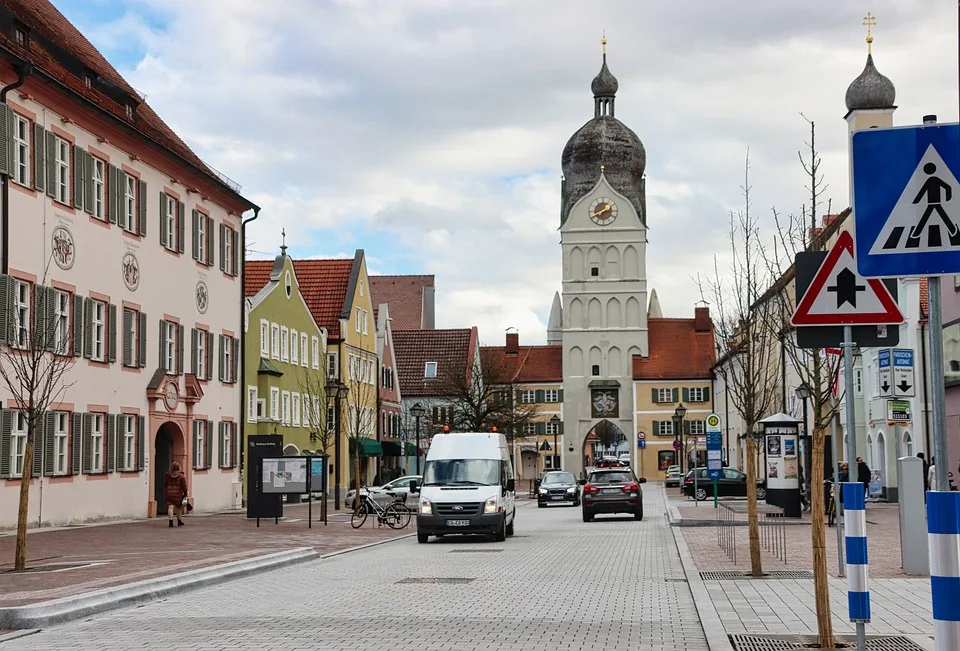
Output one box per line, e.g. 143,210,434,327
243,248,329,496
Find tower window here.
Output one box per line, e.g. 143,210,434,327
591,364,600,376
590,267,599,277
14,25,28,47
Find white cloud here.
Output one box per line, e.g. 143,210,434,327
69,0,959,344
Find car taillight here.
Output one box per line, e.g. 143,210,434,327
622,483,639,493
583,484,599,494
684,477,692,484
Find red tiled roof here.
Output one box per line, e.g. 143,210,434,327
393,328,477,397
244,258,354,338
633,318,716,380
2,0,252,207
370,275,434,329
480,345,562,383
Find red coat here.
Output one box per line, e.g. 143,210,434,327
164,471,187,504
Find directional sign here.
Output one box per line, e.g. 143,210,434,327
878,348,893,397
853,123,960,278
638,440,646,449
792,231,904,326
892,348,916,397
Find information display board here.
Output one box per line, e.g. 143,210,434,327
261,457,308,494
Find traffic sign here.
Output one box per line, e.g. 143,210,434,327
791,231,903,326
638,431,646,440
638,440,646,449
878,348,892,397
706,430,722,481
853,123,960,278
892,348,916,397
672,439,681,450
705,413,721,432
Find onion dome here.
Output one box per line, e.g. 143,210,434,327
845,53,896,112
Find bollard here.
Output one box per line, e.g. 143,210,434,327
843,482,870,628
927,491,960,651
897,456,930,575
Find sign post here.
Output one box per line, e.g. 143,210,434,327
706,414,723,509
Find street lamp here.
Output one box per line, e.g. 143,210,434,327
795,383,812,484
550,415,561,470
326,379,349,511
411,402,425,475
674,403,687,475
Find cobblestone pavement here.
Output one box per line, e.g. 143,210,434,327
0,502,404,607
4,489,711,650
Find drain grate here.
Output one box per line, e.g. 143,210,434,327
449,549,504,553
701,570,814,580
730,634,925,651
396,577,476,584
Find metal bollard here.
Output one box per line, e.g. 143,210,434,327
927,491,960,651
843,482,871,631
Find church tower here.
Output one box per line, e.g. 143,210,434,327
559,38,649,475
844,12,897,205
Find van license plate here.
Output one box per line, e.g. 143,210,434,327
445,519,470,527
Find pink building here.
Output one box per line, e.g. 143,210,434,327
0,1,257,527
940,279,960,490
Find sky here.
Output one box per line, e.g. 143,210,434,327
52,0,959,345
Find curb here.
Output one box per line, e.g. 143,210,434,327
0,547,317,630
0,630,38,644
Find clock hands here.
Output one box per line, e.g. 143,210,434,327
593,204,611,218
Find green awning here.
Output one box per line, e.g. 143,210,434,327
381,441,403,456
405,442,421,456
351,437,383,457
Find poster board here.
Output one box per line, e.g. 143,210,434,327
261,457,309,494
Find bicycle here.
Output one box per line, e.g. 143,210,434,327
351,489,412,529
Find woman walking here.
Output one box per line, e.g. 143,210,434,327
164,462,188,528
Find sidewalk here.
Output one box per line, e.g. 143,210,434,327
664,486,935,651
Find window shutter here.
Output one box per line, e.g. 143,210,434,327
82,413,92,474
0,274,8,345
535,421,545,435
82,298,93,359
177,202,185,253
30,414,42,478
44,286,55,351
232,337,240,383
217,422,225,468
177,324,184,375
107,165,119,224
43,412,55,476
122,309,132,366
207,216,214,265
138,179,147,236
115,415,125,471
82,151,94,214
672,388,679,403
33,284,46,349
139,312,147,368
192,423,200,469
158,319,166,370
218,335,225,381
231,229,239,276
682,387,690,403
0,410,10,479
159,192,167,245
514,390,522,404
191,210,199,260
703,387,711,403
684,420,691,435
651,388,658,403
108,303,117,363
138,416,146,470
535,389,545,403
71,412,81,475
105,413,115,473
190,328,198,374
205,331,213,380
32,123,44,191
72,145,83,209
652,420,659,435
219,223,226,272
0,105,10,176
44,130,55,199
72,294,83,356
558,389,564,402
558,421,564,435
233,422,240,468
205,420,213,469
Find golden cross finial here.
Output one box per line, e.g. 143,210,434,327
863,12,876,53
600,164,606,173
601,30,607,56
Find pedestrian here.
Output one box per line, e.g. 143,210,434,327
164,462,188,528
798,465,810,512
838,462,849,504
928,457,937,492
857,457,871,500
918,452,930,491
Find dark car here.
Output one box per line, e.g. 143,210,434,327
579,468,647,522
681,467,767,501
537,471,579,507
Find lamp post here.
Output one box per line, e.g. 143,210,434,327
674,403,687,475
550,415,560,471
411,402,425,475
326,379,349,511
795,383,812,483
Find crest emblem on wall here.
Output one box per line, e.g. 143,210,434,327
591,389,619,418
121,252,140,291
51,226,75,270
196,281,209,314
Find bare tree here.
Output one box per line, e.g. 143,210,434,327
700,150,781,578
345,371,377,515
296,366,329,520
0,264,76,571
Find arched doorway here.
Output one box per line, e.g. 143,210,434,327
876,432,887,490
582,420,625,469
154,421,186,513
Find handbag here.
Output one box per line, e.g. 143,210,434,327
182,496,193,512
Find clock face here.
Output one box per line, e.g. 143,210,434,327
589,197,618,225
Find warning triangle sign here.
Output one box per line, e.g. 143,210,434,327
868,144,960,255
792,231,904,326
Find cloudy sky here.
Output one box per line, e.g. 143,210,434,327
54,0,958,344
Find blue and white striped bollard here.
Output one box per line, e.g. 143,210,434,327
842,482,870,623
927,491,960,651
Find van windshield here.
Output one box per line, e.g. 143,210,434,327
423,459,499,486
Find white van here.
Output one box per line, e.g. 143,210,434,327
413,431,516,543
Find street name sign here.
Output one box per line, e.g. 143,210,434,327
792,231,904,327
852,123,960,278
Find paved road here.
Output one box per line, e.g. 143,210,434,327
5,488,709,650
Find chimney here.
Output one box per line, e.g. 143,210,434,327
694,307,711,332
505,332,519,355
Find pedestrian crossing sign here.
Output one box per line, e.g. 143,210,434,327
853,123,960,278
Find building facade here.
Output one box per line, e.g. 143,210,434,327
0,0,256,527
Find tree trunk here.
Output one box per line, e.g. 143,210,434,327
745,435,763,577
810,427,835,647
354,445,362,518
15,438,34,571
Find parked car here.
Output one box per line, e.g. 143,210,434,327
537,471,580,507
347,475,422,509
579,468,647,522
664,465,682,487
681,467,766,501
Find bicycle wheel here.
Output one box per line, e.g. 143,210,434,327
351,503,368,529
384,503,411,529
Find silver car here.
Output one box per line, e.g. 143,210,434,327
665,465,682,487
347,475,422,509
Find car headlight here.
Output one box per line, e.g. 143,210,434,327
484,497,497,514
566,487,575,493
538,488,548,495
419,497,432,514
